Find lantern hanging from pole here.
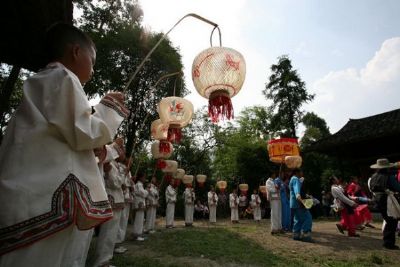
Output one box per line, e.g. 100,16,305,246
175,168,185,180
196,174,207,188
161,160,178,173
285,155,302,169
151,119,172,153
239,183,249,196
259,185,267,197
192,47,246,123
158,97,194,143
151,140,173,159
267,138,300,164
183,175,194,187
216,181,227,193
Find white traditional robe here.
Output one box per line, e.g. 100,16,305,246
229,193,240,221
165,185,177,227
0,62,125,259
92,160,125,266
133,180,148,236
251,194,262,221
116,166,132,243
184,188,196,225
266,178,282,231
208,191,218,223
145,183,159,231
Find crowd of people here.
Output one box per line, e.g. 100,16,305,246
1,22,400,267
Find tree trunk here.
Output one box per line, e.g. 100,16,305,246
0,65,21,144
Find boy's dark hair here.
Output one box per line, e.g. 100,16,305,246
45,22,94,63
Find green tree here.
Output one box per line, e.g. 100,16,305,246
76,0,186,154
236,106,272,139
300,112,330,149
263,55,314,137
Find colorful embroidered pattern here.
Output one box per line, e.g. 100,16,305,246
0,174,112,256
100,95,129,118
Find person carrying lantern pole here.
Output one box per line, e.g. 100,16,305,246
132,172,148,241
165,179,177,228
230,189,240,223
184,183,196,227
145,177,159,234
0,23,129,266
92,141,127,267
289,169,313,242
208,186,219,223
266,172,282,234
251,189,262,222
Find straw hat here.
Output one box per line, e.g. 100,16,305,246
370,158,395,169
302,199,314,209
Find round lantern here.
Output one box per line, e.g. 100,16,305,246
182,175,194,187
151,119,171,153
285,155,302,169
216,180,227,193
259,185,267,197
161,160,178,173
192,47,246,123
175,168,185,180
151,140,173,159
196,174,207,187
268,138,300,164
239,183,249,196
158,97,194,143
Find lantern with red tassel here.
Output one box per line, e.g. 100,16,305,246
151,140,173,159
161,160,178,173
196,174,207,188
267,138,300,164
183,175,194,187
192,47,246,123
239,183,249,196
216,180,227,193
158,97,194,143
151,119,172,153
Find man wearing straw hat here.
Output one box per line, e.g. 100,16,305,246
369,158,400,250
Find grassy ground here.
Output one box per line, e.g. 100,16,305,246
88,218,400,267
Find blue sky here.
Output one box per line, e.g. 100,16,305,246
140,0,400,134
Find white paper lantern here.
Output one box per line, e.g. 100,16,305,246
285,155,302,169
151,140,173,159
192,47,246,123
161,160,178,173
175,168,185,179
151,119,169,140
216,180,227,193
259,185,267,194
182,175,194,185
196,174,207,187
239,183,249,195
157,97,194,143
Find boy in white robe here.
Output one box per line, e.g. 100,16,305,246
208,186,219,223
229,189,240,223
0,23,128,265
251,189,262,222
145,177,159,233
184,184,196,226
132,172,148,241
92,144,126,267
165,180,177,228
266,173,282,234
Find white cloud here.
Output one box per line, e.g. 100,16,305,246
308,37,400,133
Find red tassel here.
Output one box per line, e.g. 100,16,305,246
159,141,171,153
208,90,234,123
198,182,205,188
174,179,181,188
156,159,166,169
220,188,225,193
167,127,182,143
185,184,192,188
164,174,173,183
240,190,248,196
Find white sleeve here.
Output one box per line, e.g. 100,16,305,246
45,72,124,151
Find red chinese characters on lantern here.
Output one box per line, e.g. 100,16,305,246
267,138,300,164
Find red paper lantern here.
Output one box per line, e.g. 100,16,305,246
267,138,300,164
